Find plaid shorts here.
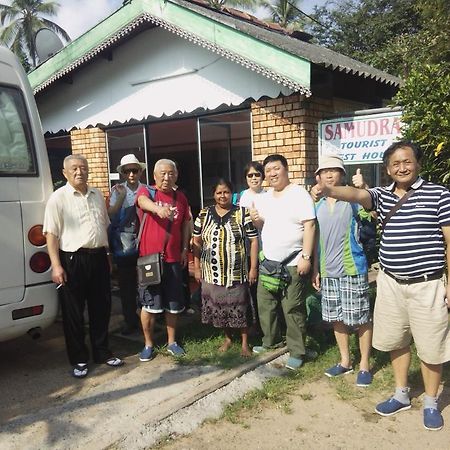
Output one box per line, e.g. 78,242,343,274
321,274,371,326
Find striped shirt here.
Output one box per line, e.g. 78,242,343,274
368,177,450,278
193,205,257,287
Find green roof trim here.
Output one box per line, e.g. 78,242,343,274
28,0,311,94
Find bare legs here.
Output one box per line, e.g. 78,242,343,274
165,312,178,345
333,321,372,370
140,309,156,348
219,327,251,357
333,321,351,368
391,347,411,388
392,346,442,397
357,322,372,372
140,310,178,347
219,328,233,353
421,361,442,398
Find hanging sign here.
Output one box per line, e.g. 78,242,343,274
318,110,403,164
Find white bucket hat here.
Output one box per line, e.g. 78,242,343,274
315,154,346,174
116,154,146,174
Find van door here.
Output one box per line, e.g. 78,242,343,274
0,68,34,306
0,200,25,305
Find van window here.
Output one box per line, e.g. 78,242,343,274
0,85,36,175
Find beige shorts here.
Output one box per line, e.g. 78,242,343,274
373,270,450,364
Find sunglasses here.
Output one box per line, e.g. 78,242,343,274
247,172,262,178
123,168,140,175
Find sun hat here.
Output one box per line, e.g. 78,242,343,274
116,154,146,174
315,154,346,174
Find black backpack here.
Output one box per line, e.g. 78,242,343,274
351,203,378,265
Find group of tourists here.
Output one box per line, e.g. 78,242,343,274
43,139,449,431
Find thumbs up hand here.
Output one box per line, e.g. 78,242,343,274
310,174,328,201
352,168,367,189
249,201,260,222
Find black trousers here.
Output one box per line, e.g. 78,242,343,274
59,249,112,365
116,255,139,328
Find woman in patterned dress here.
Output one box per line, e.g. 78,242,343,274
193,179,258,356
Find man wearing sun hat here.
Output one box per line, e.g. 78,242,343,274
108,154,147,335
312,154,373,387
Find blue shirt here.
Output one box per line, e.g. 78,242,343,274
315,198,368,278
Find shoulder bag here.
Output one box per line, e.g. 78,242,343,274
136,189,177,288
381,188,415,231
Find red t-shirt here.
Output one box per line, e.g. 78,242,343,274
136,186,190,262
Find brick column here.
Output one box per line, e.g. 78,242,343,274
70,128,109,197
251,95,334,187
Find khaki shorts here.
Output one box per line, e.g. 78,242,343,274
373,270,450,364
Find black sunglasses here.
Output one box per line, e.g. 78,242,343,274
247,172,262,178
123,168,140,174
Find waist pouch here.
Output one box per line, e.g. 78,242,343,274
258,250,299,294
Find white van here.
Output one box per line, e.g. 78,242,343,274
0,46,58,341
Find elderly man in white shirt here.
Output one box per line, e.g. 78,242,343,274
44,154,124,379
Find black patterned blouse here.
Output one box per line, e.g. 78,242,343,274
193,205,257,287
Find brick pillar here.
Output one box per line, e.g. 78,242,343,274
251,94,334,187
70,128,109,197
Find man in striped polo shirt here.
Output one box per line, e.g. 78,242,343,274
312,141,450,431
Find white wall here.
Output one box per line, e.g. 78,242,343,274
37,27,292,132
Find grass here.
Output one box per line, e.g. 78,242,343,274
175,321,262,369
159,298,449,426
219,331,449,424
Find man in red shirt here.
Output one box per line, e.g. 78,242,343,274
136,159,191,361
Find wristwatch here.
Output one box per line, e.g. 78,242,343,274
301,253,311,261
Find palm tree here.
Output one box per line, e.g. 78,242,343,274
207,0,259,12
0,0,70,68
260,0,305,30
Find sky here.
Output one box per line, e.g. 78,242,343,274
52,0,329,41
56,0,123,41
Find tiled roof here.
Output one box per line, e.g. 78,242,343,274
29,0,400,94
178,0,401,86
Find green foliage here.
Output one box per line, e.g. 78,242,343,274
306,0,450,78
206,0,259,11
259,0,306,30
0,0,70,69
305,0,450,186
306,0,421,72
369,0,450,77
393,63,450,186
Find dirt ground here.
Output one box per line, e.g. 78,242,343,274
163,379,450,450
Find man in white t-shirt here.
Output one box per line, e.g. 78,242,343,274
250,154,316,370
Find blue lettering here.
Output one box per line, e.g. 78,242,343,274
341,153,356,161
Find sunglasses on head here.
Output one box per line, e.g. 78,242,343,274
247,172,262,178
123,168,140,175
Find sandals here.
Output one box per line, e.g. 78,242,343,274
105,357,124,367
72,358,123,378
72,363,88,379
